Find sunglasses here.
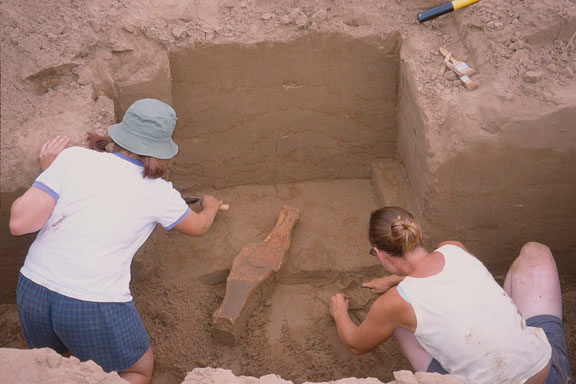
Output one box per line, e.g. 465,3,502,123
369,241,377,256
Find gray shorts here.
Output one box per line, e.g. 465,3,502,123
427,315,573,384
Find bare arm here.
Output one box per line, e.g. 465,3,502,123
10,136,69,236
330,289,414,355
10,186,57,235
362,274,405,294
173,194,222,236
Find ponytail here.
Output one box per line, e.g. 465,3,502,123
369,207,423,257
141,156,164,179
86,131,165,179
87,132,113,152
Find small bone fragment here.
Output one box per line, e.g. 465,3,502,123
394,370,419,384
212,206,300,345
415,371,476,383
219,203,230,211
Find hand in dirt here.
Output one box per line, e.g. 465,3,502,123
362,275,405,294
329,293,349,319
201,194,222,211
40,135,70,171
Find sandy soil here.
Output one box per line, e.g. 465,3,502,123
134,180,410,383
0,348,472,384
1,180,575,383
0,347,126,384
1,0,575,382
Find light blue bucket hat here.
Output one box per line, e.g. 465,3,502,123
109,98,179,159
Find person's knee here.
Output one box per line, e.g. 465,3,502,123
521,241,550,255
520,242,553,261
513,242,555,272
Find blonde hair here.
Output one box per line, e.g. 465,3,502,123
369,206,422,257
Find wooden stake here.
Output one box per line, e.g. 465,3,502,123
557,29,576,65
439,51,453,76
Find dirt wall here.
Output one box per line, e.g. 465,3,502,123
393,9,576,268
170,33,400,189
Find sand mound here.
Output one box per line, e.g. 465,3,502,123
0,347,125,384
0,348,472,384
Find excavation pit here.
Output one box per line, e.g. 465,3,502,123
129,33,412,382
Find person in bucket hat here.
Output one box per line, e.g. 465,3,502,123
9,98,222,384
109,98,179,159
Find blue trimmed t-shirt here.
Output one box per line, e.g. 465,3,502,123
21,147,190,302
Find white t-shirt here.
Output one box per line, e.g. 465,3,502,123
398,244,551,384
21,147,190,302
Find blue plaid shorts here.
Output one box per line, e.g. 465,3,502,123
427,315,573,384
16,273,150,373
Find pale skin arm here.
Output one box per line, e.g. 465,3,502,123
9,136,70,235
9,187,57,235
330,288,414,355
362,274,405,294
173,195,222,236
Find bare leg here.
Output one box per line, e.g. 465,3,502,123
503,242,562,319
119,347,154,384
393,328,433,372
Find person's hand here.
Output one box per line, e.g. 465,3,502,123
201,194,222,211
330,293,349,319
362,275,405,294
39,135,70,171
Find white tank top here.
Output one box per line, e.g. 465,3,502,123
397,244,551,384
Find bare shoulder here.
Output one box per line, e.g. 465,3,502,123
368,287,416,330
349,286,415,347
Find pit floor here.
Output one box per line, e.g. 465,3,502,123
138,178,409,383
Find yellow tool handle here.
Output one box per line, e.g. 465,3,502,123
452,0,481,10
418,0,481,22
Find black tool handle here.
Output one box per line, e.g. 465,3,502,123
417,2,454,23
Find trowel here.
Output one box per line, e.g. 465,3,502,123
185,197,230,211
